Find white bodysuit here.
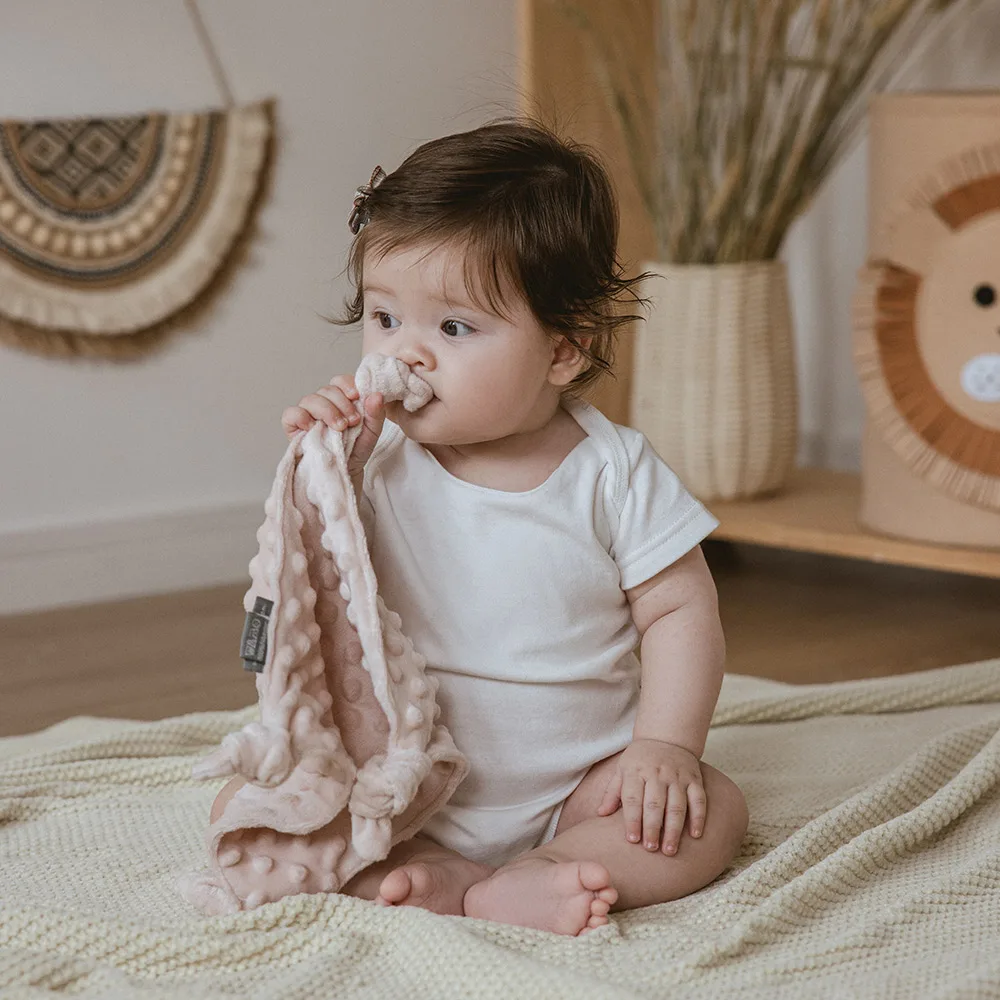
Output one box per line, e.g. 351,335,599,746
361,397,719,866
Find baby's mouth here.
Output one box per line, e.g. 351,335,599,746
389,393,438,414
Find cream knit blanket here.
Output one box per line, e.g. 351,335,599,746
2,658,999,999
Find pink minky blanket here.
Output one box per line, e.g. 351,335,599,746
178,355,468,915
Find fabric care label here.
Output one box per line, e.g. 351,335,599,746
240,597,274,672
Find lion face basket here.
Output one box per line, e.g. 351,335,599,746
853,92,1000,549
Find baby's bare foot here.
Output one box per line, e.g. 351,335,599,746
375,855,495,916
463,856,618,936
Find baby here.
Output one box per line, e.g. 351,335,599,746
279,120,748,936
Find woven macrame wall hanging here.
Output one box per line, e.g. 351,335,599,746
853,93,1000,548
0,2,273,359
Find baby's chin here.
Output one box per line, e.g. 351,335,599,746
386,399,490,448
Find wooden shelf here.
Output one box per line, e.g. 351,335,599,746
708,467,1000,579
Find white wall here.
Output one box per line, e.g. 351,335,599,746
1,1,999,613
0,0,519,612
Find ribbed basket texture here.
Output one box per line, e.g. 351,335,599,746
630,260,798,501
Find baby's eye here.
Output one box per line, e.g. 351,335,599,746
442,319,475,338
373,310,400,330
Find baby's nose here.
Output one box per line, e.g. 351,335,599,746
392,334,435,371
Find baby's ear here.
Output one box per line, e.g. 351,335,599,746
548,334,592,387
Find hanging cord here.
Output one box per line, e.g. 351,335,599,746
184,0,236,108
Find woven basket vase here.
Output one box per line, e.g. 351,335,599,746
629,261,798,501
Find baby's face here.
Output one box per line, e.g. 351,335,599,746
359,242,563,446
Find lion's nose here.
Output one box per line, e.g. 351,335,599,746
961,353,1000,402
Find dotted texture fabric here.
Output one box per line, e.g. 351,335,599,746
1,658,999,999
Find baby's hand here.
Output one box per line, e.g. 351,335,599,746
280,375,385,476
596,738,706,855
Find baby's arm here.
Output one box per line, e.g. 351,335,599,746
597,546,725,855
626,545,724,758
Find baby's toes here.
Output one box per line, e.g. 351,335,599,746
577,861,613,893
581,914,610,934
585,892,613,929
376,867,414,905
596,885,618,907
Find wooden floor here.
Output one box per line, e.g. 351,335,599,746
706,543,1000,683
1,542,998,738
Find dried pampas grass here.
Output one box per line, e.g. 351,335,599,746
557,0,981,262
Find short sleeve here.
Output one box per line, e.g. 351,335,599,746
610,430,719,591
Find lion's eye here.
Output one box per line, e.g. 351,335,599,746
973,283,996,308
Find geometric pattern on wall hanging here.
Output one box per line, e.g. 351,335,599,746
0,99,274,359
854,139,1000,513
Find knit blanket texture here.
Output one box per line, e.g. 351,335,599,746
2,658,999,999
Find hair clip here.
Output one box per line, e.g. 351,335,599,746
348,165,387,234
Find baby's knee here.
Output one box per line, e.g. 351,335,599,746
701,764,749,852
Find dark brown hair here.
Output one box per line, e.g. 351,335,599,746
330,118,650,393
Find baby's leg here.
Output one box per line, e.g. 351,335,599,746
209,775,493,915
463,762,749,935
